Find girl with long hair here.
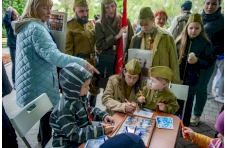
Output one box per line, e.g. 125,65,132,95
175,13,214,126
95,0,134,88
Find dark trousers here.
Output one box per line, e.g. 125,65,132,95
38,111,52,147
2,105,18,148
194,61,216,116
176,84,198,126
9,47,16,83
183,85,198,126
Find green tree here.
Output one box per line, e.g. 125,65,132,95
2,0,27,16
53,0,74,18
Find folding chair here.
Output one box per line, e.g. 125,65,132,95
168,83,189,121
10,93,53,148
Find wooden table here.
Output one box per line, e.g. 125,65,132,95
79,111,180,148
148,111,180,148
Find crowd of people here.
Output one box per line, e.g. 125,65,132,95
2,0,224,147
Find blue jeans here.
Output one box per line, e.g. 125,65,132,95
9,47,16,83
207,59,224,97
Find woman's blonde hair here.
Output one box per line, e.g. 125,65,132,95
100,2,121,30
175,22,211,64
138,17,154,26
20,0,53,20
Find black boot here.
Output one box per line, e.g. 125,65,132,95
88,95,97,107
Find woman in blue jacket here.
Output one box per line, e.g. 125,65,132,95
11,0,99,147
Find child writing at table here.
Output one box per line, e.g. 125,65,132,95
136,66,179,114
49,63,114,148
182,111,224,148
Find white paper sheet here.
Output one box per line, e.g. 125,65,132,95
133,109,153,118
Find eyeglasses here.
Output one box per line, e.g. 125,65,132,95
126,74,139,82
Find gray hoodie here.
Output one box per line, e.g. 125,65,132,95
11,17,41,35
49,63,108,147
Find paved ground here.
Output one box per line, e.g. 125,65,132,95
2,47,223,148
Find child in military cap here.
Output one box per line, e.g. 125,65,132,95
175,13,214,126
136,66,179,114
130,7,180,84
102,59,143,116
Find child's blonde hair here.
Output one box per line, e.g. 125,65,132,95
20,0,53,20
175,22,211,64
154,77,169,90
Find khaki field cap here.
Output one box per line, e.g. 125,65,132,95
101,0,115,4
125,59,141,75
187,13,203,24
74,0,88,6
138,7,154,19
149,66,174,81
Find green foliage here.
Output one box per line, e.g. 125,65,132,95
2,0,27,16
2,0,223,26
2,27,7,38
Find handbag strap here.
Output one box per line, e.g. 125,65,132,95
107,24,117,36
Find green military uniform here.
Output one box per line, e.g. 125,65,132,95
95,0,134,55
102,59,142,116
130,7,180,84
65,19,97,67
136,66,180,114
95,19,133,54
65,0,100,97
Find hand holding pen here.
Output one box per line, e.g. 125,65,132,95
178,115,189,141
123,96,136,110
98,123,114,135
138,87,146,103
182,127,195,140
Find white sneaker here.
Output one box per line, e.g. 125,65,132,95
207,93,215,99
190,115,200,126
215,97,224,103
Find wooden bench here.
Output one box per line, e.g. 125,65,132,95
2,38,7,45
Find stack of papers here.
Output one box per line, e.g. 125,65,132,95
84,135,107,148
133,108,153,118
155,116,174,129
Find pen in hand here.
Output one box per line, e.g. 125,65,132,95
134,126,137,134
178,115,188,141
123,96,136,109
138,87,145,102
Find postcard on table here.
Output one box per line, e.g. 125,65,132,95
155,116,174,129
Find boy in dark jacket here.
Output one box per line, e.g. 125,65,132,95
2,6,18,89
49,63,114,148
